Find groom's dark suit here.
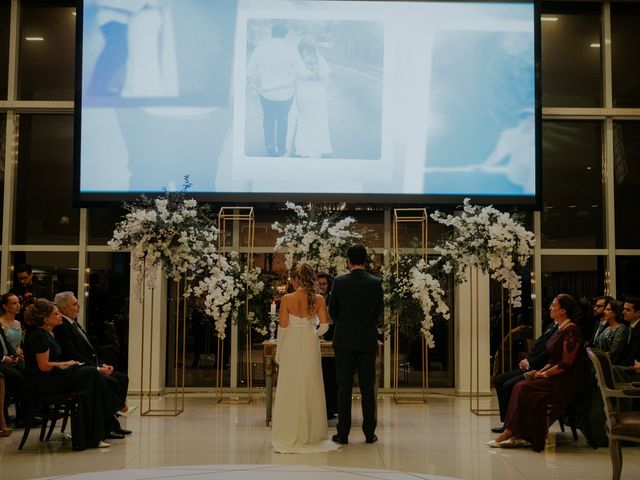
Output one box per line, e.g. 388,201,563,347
329,268,383,441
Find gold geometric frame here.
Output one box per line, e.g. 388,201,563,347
392,208,428,404
139,261,187,416
216,207,255,405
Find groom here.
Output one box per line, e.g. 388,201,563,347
329,244,383,444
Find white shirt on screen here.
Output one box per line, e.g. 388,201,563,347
247,38,309,102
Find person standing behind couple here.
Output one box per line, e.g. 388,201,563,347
247,23,310,157
329,244,383,445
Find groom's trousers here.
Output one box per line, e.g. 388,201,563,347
259,95,293,156
334,349,377,439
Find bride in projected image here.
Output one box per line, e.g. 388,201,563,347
293,35,333,159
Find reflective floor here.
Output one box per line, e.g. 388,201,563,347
0,393,637,480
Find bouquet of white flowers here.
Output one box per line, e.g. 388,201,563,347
192,255,237,339
383,253,449,348
272,202,363,276
430,198,535,307
193,252,274,339
108,179,218,295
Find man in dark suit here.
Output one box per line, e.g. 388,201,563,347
329,244,383,445
612,297,640,377
491,321,559,433
53,292,134,438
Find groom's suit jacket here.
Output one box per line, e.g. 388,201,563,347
329,269,383,352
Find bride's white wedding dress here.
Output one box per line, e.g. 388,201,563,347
271,314,339,453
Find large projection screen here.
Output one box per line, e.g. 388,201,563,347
75,0,540,206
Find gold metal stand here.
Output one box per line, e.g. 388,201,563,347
392,208,428,404
139,263,187,416
469,268,498,416
216,207,255,405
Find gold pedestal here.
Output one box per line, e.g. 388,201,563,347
392,208,429,404
216,207,255,404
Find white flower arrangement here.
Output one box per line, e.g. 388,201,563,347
272,202,363,276
383,253,449,348
192,255,237,339
430,198,535,307
108,182,218,296
193,252,268,339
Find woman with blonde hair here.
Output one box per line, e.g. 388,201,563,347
271,263,339,453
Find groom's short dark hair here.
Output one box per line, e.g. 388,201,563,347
346,244,367,266
271,23,288,38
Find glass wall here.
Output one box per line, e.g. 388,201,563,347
1,0,640,390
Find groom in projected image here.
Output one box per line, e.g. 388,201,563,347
247,23,310,157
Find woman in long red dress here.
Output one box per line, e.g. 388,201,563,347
488,293,586,452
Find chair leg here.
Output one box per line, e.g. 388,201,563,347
18,413,34,450
610,439,622,480
39,415,49,442
45,416,58,441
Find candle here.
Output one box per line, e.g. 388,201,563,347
270,301,276,315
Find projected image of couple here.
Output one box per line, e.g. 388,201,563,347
245,20,383,161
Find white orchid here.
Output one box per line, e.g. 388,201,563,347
109,187,218,299
431,198,535,307
272,203,363,276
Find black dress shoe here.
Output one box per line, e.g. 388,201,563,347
365,434,378,444
105,431,125,440
491,426,505,434
116,428,132,435
331,434,348,444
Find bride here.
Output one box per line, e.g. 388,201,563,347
271,263,340,453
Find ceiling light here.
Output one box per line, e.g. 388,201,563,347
590,43,601,48
25,36,44,41
541,16,559,22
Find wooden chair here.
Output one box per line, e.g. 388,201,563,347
18,391,83,450
586,348,640,480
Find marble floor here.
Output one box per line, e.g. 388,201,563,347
0,393,637,480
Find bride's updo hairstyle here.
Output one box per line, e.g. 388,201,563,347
292,263,318,318
24,298,56,328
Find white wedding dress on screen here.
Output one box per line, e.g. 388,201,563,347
294,56,332,158
271,314,339,453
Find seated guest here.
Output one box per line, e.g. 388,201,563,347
491,320,558,433
488,294,586,452
53,292,136,424
611,297,640,409
23,299,122,449
0,314,29,427
588,296,612,348
594,299,628,365
1,293,24,356
583,298,628,447
0,374,10,437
